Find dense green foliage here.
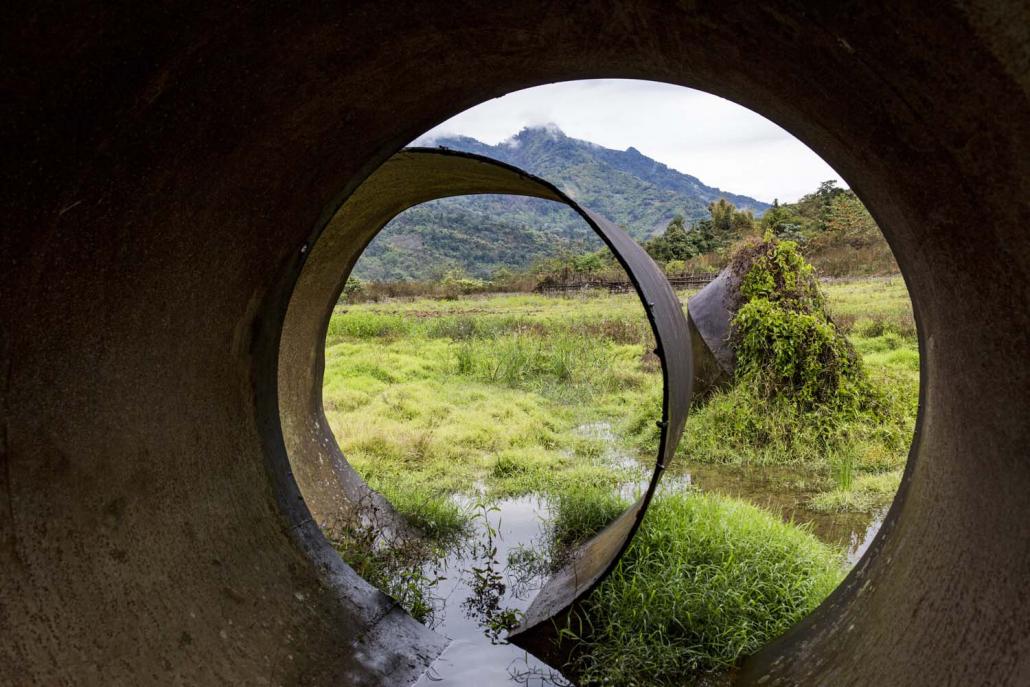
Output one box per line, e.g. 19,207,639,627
731,237,871,412
548,483,630,552
627,265,916,509
761,181,897,275
643,199,758,264
565,492,844,685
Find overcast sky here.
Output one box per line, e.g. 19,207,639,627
415,80,843,204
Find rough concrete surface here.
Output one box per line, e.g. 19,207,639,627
2,2,1028,685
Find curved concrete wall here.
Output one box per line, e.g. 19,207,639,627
3,2,1028,685
278,149,692,661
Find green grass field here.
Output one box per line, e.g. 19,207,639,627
322,276,918,685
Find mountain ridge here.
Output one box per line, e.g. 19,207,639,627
354,126,770,280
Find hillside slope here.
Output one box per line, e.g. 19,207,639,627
355,126,769,280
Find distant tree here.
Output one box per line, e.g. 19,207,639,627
700,197,758,246
760,198,806,241
665,259,687,275
340,276,366,303
645,215,700,263
708,198,756,239
439,267,487,299
571,252,606,274
790,180,847,234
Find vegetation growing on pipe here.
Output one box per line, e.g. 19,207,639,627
728,238,865,406
629,240,915,486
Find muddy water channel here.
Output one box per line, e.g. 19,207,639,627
410,423,887,685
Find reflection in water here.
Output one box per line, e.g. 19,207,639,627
578,421,890,561
678,462,888,559
413,495,571,686
846,510,886,565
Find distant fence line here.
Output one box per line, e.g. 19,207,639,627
536,272,718,295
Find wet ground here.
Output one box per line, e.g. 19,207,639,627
412,424,889,685
677,463,887,566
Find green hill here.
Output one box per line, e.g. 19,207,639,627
354,126,770,280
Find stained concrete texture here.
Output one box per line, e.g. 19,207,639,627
2,2,1029,685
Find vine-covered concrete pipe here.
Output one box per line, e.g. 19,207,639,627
279,148,693,661
4,2,1029,685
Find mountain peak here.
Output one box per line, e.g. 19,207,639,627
513,123,567,139
363,132,771,279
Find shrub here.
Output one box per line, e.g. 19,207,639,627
730,237,873,415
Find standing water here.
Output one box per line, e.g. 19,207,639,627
412,495,571,686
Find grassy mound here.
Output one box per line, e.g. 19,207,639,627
624,239,916,489
730,236,872,413
564,491,844,686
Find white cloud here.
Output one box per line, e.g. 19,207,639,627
414,80,844,203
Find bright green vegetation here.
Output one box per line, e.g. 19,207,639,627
761,181,898,276
565,492,844,685
732,238,871,412
548,483,631,552
323,292,655,517
323,274,917,684
808,471,904,514
654,241,914,486
628,264,916,505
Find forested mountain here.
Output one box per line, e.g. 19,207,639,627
353,126,770,280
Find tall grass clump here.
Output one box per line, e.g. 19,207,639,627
327,310,412,341
548,483,630,552
564,492,843,685
451,331,616,398
374,479,469,540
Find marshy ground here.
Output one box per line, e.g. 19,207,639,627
322,276,918,686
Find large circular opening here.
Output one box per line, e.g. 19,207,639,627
280,81,919,685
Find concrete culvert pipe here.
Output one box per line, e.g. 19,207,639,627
278,148,692,665
2,2,1028,685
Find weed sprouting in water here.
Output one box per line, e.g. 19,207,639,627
548,483,629,554
505,544,551,598
829,446,856,492
462,502,524,643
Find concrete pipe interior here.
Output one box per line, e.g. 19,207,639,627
3,2,1028,685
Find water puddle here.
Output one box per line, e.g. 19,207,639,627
575,422,887,563
573,421,640,471
414,494,571,686
676,462,887,560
